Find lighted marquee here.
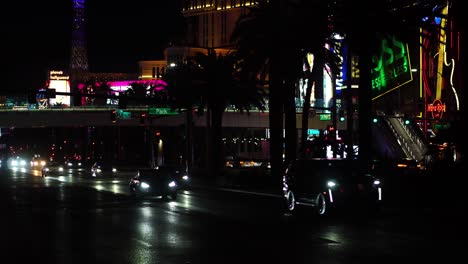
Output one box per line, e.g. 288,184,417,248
48,70,70,106
371,34,413,100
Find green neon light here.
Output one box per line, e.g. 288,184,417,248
319,113,331,121
371,35,413,100
148,107,178,115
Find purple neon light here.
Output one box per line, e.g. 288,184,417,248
78,79,168,91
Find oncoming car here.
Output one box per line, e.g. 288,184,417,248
159,164,191,189
7,156,28,170
64,158,84,172
91,161,118,177
30,155,47,170
41,161,65,177
282,158,383,216
129,167,179,200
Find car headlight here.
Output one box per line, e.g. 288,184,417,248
327,180,337,188
112,168,117,172
96,168,102,173
20,160,26,166
182,175,189,181
141,182,150,189
40,161,46,166
67,163,73,166
373,179,381,185
168,181,177,188
45,168,50,172
59,167,64,171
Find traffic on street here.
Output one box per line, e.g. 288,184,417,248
0,165,465,264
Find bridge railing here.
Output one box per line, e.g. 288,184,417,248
1,93,334,114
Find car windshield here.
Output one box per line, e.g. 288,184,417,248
156,166,177,174
293,159,364,181
138,167,176,180
94,162,112,169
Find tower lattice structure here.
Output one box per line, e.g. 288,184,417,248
70,0,89,75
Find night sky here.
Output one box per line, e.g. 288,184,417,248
2,0,185,94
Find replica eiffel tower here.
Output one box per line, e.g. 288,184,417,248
69,0,89,105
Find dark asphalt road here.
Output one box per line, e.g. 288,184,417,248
0,167,466,264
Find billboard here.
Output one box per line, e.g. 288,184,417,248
48,70,70,106
371,34,413,100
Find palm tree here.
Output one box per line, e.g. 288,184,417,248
164,59,202,175
231,0,334,178
165,48,267,179
193,48,267,179
93,81,113,106
124,81,149,106
148,80,170,107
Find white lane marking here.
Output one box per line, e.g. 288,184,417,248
132,238,152,248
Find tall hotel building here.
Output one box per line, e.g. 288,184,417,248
139,1,256,80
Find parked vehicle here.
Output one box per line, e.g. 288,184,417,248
282,158,383,216
129,167,180,200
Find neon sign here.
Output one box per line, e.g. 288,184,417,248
427,99,446,119
371,35,413,100
49,70,70,80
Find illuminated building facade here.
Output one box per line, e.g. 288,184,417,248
138,60,167,80
158,1,254,69
420,3,461,125
181,0,255,48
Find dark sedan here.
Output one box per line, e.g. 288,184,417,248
282,158,383,216
161,164,190,189
129,167,179,200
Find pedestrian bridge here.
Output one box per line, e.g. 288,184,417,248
0,106,339,129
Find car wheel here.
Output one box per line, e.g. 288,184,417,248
316,193,327,215
170,192,177,200
284,190,296,212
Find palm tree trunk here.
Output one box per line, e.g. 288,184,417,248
345,42,355,160
269,0,286,181
205,107,213,178
185,106,193,175
300,73,313,157
269,61,284,180
210,106,224,180
284,78,297,164
331,73,338,158
357,36,373,166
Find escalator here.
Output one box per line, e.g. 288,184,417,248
371,114,428,162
